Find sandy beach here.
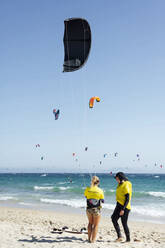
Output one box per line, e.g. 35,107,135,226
0,206,165,248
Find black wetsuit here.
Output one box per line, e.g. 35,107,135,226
111,194,130,241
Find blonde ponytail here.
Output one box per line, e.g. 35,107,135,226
90,176,100,187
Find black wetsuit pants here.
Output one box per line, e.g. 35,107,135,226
111,202,130,241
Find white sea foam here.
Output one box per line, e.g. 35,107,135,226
147,191,165,198
132,205,165,217
100,203,165,218
40,198,85,208
40,198,115,210
101,203,165,218
0,196,17,201
102,203,116,210
58,186,71,190
58,182,67,185
19,202,34,206
34,186,54,190
39,198,165,218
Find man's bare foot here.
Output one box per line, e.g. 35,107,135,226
114,237,122,242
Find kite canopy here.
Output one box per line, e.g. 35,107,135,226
89,96,100,108
63,18,91,72
53,109,60,120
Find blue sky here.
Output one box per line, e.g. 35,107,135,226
1,0,165,173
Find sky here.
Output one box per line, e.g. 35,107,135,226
1,0,165,173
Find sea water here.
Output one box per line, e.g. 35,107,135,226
0,173,165,224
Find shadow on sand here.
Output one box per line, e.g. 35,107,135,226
18,235,84,243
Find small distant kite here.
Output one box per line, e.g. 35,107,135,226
160,165,163,168
89,96,100,108
100,161,102,165
136,154,140,161
41,157,44,160
103,154,107,158
72,153,76,156
53,109,60,120
36,144,40,148
85,147,88,151
114,152,118,157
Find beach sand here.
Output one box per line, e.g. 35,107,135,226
0,206,165,248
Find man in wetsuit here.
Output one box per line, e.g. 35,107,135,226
111,172,132,242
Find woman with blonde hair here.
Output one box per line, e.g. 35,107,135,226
84,176,104,243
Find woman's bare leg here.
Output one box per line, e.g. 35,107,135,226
91,215,101,243
86,211,93,242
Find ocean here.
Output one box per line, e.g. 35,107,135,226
0,173,165,224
